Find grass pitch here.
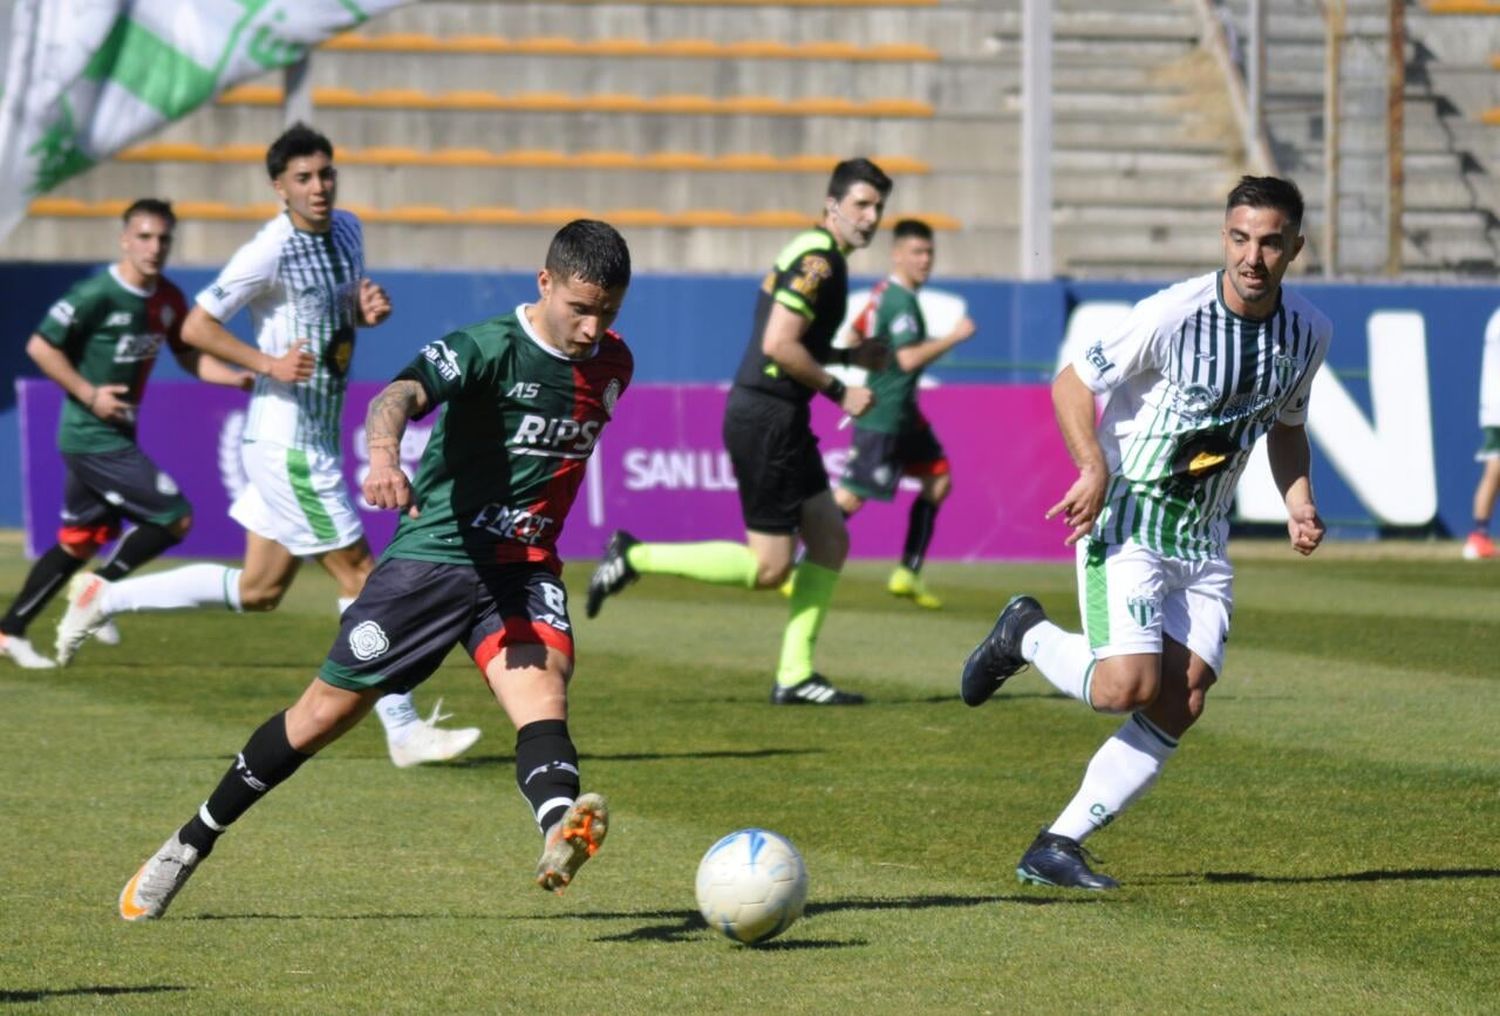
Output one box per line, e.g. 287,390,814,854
1,533,1496,1014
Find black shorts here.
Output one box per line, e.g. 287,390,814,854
60,447,192,544
839,424,949,501
721,387,829,534
319,557,575,694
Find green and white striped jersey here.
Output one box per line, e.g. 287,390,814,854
197,209,365,455
1073,270,1332,560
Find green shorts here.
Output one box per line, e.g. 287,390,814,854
1477,426,1500,462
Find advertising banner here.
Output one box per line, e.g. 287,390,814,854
20,381,1078,564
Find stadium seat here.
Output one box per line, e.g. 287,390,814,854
320,33,938,62
214,84,934,118
25,197,961,231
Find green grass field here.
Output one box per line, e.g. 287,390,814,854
2,534,1496,1014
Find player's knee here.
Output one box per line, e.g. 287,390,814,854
166,514,193,539
927,474,952,502
1091,664,1160,713
756,559,794,589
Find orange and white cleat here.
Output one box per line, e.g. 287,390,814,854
0,632,57,669
1462,532,1496,561
54,573,112,666
535,793,609,894
119,831,203,921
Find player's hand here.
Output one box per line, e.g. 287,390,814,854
363,462,420,518
849,339,890,372
840,384,875,418
1045,463,1109,546
1287,501,1324,556
88,384,133,422
359,278,392,326
267,340,316,383
947,315,978,343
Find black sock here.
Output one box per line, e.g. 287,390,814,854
95,523,181,582
0,545,86,636
901,497,940,573
179,711,311,854
515,719,580,832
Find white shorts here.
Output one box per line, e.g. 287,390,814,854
229,441,364,556
1075,537,1233,675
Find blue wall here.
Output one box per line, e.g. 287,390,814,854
4,262,1497,537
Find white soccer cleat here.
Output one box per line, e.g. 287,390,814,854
55,573,112,666
0,632,57,669
536,793,609,894
386,699,481,769
94,619,122,646
119,831,202,921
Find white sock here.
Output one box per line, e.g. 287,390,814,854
337,596,355,614
1049,713,1179,842
100,564,243,614
1023,620,1098,705
374,691,421,743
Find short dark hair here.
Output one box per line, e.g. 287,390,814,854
827,158,893,202
266,122,334,179
892,218,933,242
545,219,632,290
1226,175,1304,231
122,198,175,227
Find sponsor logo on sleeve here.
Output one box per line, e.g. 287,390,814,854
1084,341,1114,376
48,300,75,326
423,340,462,381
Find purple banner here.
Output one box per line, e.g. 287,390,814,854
19,381,1075,562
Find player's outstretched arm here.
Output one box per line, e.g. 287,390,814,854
1267,421,1324,556
362,378,429,517
895,315,976,373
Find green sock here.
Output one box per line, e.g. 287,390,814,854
776,561,839,686
625,541,757,588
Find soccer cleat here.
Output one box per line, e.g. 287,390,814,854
1462,532,1496,560
387,699,482,769
536,792,609,893
94,619,122,646
119,831,203,920
1016,829,1119,890
54,573,112,666
887,566,942,609
585,530,640,619
770,672,866,706
0,632,57,669
959,594,1047,707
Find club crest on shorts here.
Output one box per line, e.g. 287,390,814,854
348,620,390,661
1126,592,1159,630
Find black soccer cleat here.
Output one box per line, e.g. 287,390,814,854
959,594,1047,707
770,673,866,706
585,530,640,619
1016,829,1119,891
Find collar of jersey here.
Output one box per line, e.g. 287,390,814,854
515,303,598,362
109,264,156,298
1214,269,1282,324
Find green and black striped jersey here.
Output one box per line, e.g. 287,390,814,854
197,209,365,455
1073,270,1332,560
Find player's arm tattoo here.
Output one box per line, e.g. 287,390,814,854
365,379,428,465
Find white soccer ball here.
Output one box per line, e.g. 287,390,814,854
695,828,808,945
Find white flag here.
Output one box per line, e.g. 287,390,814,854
0,0,412,244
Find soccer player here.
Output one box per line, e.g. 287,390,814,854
116,218,633,920
54,124,478,768
959,176,1331,889
1462,306,1500,560
0,199,251,670
585,158,892,705
833,218,976,609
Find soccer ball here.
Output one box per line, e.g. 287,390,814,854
694,828,808,945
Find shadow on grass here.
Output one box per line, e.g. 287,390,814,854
0,985,187,1003
575,893,1101,944
1156,867,1500,885
444,747,825,768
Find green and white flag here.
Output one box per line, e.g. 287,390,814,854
0,0,411,243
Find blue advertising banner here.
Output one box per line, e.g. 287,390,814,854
4,261,1497,548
